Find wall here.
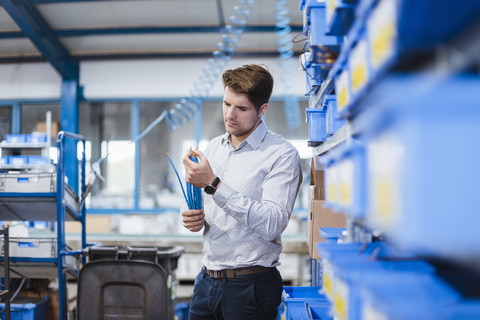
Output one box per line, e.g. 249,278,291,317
0,57,307,100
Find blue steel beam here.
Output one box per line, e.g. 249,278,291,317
0,0,77,79
60,72,80,193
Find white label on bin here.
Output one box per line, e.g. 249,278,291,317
336,71,350,111
367,132,404,230
350,41,369,94
368,0,397,69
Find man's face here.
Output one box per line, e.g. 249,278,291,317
222,87,267,141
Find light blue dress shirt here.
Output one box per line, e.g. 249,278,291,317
201,121,303,270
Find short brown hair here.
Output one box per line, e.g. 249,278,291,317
222,64,274,111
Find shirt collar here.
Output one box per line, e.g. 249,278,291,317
221,121,268,150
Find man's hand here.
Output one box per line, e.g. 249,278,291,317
181,209,205,232
183,150,216,188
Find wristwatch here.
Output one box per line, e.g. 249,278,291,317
204,177,221,195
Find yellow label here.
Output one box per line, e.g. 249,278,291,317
374,175,395,222
327,183,336,203
336,71,350,111
339,160,354,206
352,64,367,92
368,0,397,69
334,291,347,320
340,182,352,206
371,23,395,68
337,87,348,111
324,273,333,298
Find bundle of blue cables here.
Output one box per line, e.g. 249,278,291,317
167,150,203,210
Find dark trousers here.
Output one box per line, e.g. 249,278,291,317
188,267,283,320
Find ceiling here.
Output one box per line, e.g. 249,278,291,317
0,0,306,79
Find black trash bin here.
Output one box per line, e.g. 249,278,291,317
79,245,184,320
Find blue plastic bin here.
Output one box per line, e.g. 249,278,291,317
324,96,346,136
0,297,49,320
6,134,26,143
9,156,28,166
27,156,50,165
175,302,189,320
306,302,333,320
305,108,327,144
319,227,345,243
353,75,480,261
26,133,47,143
325,0,358,36
358,272,463,320
283,286,331,320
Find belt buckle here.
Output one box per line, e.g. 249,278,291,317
213,270,221,278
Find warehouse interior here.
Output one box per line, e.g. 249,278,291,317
0,0,480,319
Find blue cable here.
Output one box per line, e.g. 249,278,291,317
167,153,189,206
167,152,203,210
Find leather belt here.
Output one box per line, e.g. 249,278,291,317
203,265,273,279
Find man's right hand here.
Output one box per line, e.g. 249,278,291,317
181,209,205,232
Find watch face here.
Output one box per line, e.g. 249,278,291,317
204,185,215,194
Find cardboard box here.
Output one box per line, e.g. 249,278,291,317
308,200,346,259
310,158,325,199
310,158,325,186
36,121,60,139
65,215,111,233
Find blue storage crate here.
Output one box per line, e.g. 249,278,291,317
303,1,343,47
27,155,50,165
0,297,49,320
175,302,189,320
325,0,358,36
365,0,480,82
306,62,333,83
358,272,463,320
319,227,345,243
353,75,480,261
6,134,27,143
324,96,346,136
9,155,28,166
283,286,331,320
317,242,437,320
0,156,9,165
305,108,327,145
26,133,47,143
306,302,333,320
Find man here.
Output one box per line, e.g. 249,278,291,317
182,64,302,320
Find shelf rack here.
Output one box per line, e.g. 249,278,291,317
0,131,86,320
301,0,480,319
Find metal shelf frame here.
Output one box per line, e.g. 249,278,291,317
0,131,86,320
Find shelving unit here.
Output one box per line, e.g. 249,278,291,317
0,131,86,320
298,0,480,319
0,111,54,173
